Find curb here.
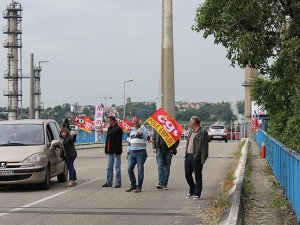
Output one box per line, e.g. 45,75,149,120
219,139,249,225
75,142,128,150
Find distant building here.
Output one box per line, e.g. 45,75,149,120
129,101,156,106
175,101,207,111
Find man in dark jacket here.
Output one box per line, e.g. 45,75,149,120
102,115,123,188
185,116,209,200
152,131,179,190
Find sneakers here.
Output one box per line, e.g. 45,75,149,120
186,194,194,199
102,183,112,187
65,181,75,187
114,184,121,188
156,185,164,190
193,195,201,200
156,185,168,190
186,194,201,200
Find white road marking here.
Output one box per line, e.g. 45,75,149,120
0,177,103,217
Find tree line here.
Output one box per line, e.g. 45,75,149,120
0,101,241,126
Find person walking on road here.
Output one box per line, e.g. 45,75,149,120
152,130,179,190
102,115,123,188
60,128,78,187
125,116,149,193
184,116,209,200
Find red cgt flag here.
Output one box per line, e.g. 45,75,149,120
117,118,133,133
146,108,184,148
73,115,94,133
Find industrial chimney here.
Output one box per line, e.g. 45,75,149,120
161,0,175,117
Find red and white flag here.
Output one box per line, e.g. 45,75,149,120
117,118,133,133
73,115,94,133
146,108,184,147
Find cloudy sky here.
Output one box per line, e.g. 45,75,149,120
0,0,244,108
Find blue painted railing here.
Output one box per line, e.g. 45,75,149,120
256,130,300,223
75,130,128,144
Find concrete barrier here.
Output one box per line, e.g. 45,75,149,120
219,139,249,225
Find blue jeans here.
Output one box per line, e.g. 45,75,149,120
106,154,121,186
156,150,173,186
66,159,77,181
127,150,147,190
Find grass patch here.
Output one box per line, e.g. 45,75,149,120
200,140,246,224
243,150,253,198
268,176,280,189
270,193,290,209
261,164,273,176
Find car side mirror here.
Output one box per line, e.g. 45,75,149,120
50,140,60,149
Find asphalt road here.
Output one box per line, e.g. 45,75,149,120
0,141,239,225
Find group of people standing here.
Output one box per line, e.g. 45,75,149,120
58,115,209,200
102,115,209,199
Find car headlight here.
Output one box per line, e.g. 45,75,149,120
23,153,45,163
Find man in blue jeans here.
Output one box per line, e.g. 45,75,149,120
152,131,179,190
125,116,149,193
102,115,123,188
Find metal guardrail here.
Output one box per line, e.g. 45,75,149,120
256,130,300,223
76,123,250,144
75,130,128,144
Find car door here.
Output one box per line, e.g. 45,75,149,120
45,123,58,176
48,122,63,175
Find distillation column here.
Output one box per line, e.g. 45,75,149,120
3,0,23,120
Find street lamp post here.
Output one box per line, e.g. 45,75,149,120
123,78,133,119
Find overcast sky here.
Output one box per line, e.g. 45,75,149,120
0,0,244,108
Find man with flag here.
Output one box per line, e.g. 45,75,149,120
146,107,183,190
152,131,179,190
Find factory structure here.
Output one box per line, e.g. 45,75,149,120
3,0,23,120
3,0,46,120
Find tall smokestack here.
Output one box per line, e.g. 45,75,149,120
244,66,257,119
161,0,175,117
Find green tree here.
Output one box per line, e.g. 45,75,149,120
193,0,300,152
236,101,245,115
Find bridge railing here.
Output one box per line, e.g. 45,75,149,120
256,130,300,223
75,130,128,144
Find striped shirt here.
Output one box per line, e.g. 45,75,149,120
128,126,149,152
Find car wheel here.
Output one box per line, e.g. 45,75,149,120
57,162,68,182
40,165,51,190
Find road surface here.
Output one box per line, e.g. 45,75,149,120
0,141,239,225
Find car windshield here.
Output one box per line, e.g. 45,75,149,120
0,124,44,146
211,126,225,129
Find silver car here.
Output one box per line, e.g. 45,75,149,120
208,124,228,143
0,119,68,189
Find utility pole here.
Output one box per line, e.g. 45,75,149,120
29,53,34,119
